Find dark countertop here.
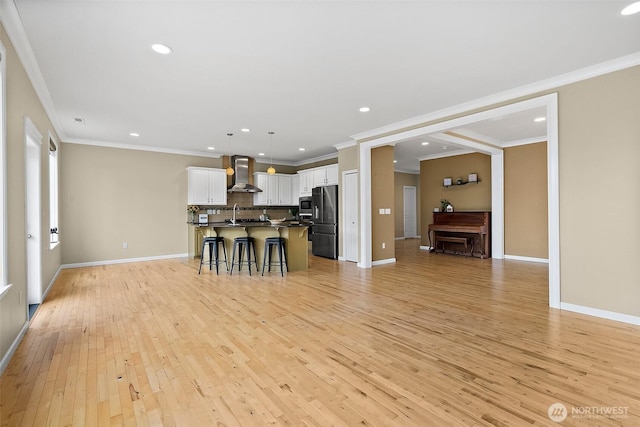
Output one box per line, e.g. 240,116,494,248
188,221,309,228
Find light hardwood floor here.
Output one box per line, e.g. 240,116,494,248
1,239,639,426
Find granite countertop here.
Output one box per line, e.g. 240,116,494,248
188,221,309,228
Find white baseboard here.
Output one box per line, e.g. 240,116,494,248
419,245,432,251
42,265,62,300
504,254,549,264
395,237,405,240
560,302,640,326
372,258,396,266
62,253,189,269
0,320,29,376
395,235,421,241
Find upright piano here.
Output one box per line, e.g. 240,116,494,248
428,211,491,258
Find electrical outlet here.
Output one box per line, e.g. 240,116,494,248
122,242,128,249
382,242,386,249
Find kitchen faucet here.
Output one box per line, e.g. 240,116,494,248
231,203,239,225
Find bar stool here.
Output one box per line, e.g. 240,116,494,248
230,236,258,275
262,237,288,277
198,236,228,275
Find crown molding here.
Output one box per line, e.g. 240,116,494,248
1,0,66,139
417,148,476,162
502,136,547,148
293,151,338,167
333,140,356,151
254,157,297,166
63,138,221,158
352,52,640,142
393,168,420,175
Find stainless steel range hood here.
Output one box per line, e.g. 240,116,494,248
227,155,263,193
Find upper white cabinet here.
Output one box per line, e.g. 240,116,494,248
298,164,339,197
253,173,295,206
298,170,314,197
187,167,227,205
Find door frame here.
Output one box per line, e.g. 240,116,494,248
358,93,560,309
25,117,43,307
341,169,358,262
402,185,417,238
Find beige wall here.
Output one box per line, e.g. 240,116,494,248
297,157,338,172
504,142,548,259
419,153,492,246
558,66,640,316
371,146,395,261
394,172,420,239
60,145,219,264
1,25,62,362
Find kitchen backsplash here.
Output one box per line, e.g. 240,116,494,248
189,192,297,222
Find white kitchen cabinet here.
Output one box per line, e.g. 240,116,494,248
313,164,338,186
187,167,227,205
278,175,293,205
297,170,314,197
253,173,295,206
324,164,339,185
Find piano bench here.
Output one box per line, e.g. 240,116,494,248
435,236,474,257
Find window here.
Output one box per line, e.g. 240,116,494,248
49,135,59,247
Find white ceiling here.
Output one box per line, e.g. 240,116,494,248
7,0,640,172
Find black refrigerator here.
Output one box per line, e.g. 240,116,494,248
311,185,338,259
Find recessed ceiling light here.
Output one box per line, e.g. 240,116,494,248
129,132,140,137
298,148,306,151
534,117,546,122
258,152,265,156
442,146,449,150
207,147,215,150
393,160,398,163
241,128,250,132
421,142,429,146
151,43,172,55
359,107,371,112
622,1,640,15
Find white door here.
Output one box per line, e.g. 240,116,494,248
25,119,42,305
403,186,417,238
344,171,358,262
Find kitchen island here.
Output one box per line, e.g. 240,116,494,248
188,222,309,272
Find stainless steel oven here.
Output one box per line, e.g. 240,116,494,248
299,196,312,218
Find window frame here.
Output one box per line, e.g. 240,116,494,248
0,40,10,299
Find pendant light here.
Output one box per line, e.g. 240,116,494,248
267,131,276,175
226,133,235,176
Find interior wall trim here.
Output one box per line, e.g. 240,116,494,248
0,320,29,376
61,253,189,270
504,254,549,264
42,265,62,301
560,303,640,326
372,258,396,266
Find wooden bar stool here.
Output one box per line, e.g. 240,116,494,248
198,236,228,274
230,236,258,275
262,237,288,276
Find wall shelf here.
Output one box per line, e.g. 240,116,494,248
444,180,480,188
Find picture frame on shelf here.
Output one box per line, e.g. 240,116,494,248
468,173,478,183
443,177,452,186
